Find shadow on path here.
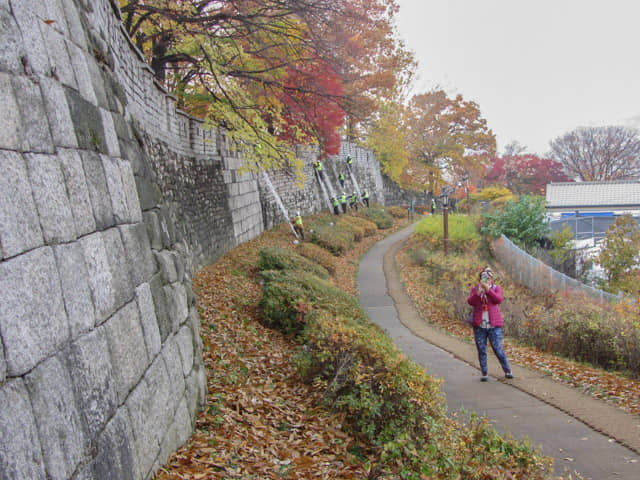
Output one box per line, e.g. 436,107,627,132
358,223,640,479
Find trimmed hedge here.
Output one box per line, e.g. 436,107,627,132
296,242,337,274
258,246,329,279
360,205,393,229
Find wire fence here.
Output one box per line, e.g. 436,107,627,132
491,235,619,304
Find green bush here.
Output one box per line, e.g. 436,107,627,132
360,205,393,229
340,215,378,237
258,270,365,335
258,246,329,279
336,217,365,241
414,213,481,253
309,222,355,255
387,205,409,218
296,242,337,275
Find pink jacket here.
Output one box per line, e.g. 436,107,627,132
467,283,504,327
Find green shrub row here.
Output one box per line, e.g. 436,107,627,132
257,242,551,478
359,204,394,229
258,246,329,279
295,242,337,274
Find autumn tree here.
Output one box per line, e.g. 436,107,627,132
597,214,640,294
405,90,496,194
366,100,409,182
485,154,571,195
502,140,527,156
549,126,640,181
119,0,413,176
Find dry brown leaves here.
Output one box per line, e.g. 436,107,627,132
154,221,407,479
395,246,640,417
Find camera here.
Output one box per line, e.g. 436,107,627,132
481,272,488,282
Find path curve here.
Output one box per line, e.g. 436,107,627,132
358,223,640,479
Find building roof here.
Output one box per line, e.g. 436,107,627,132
546,181,640,212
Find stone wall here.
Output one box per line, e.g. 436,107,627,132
0,1,406,479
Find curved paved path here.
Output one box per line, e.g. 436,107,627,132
358,223,640,479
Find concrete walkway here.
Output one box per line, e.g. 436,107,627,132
358,224,640,479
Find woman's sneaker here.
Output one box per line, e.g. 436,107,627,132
505,372,514,379
480,375,489,382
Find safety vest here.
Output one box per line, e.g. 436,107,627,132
333,198,339,207
339,173,344,181
347,155,353,165
351,194,357,202
341,194,347,203
363,191,369,199
296,215,303,226
316,161,323,172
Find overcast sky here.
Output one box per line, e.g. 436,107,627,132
394,0,640,156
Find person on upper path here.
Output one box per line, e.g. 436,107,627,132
431,197,436,215
467,266,513,382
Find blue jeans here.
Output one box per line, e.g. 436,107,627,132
473,327,511,375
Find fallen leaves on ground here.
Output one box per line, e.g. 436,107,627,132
155,220,406,479
396,246,640,417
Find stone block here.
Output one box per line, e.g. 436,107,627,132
175,324,194,377
40,77,78,148
84,50,109,110
0,72,24,151
0,379,46,480
11,75,54,153
172,250,186,282
0,150,43,259
135,283,162,359
60,0,88,50
119,223,156,286
25,153,76,244
66,326,117,438
24,356,86,480
102,154,129,224
0,247,69,376
144,210,163,250
58,148,96,236
100,109,121,157
67,43,97,104
104,301,148,405
102,227,134,309
155,250,178,284
0,2,25,73
80,231,117,323
81,150,115,230
119,159,143,223
92,407,138,480
10,0,51,75
42,26,77,90
161,336,186,411
53,242,95,338
125,358,171,479
149,273,171,342
164,282,188,332
158,396,192,469
65,86,106,153
0,340,5,384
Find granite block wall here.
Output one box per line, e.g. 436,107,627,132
0,1,407,479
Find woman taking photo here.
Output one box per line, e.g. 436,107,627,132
467,266,513,382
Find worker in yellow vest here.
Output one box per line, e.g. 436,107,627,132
350,192,359,211
332,197,340,215
362,189,370,208
293,211,304,240
340,192,348,213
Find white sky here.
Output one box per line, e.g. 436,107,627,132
394,0,640,156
